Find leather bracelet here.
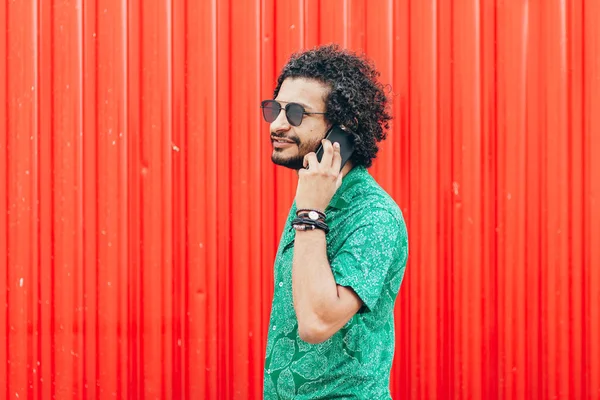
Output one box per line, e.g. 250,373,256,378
296,212,325,223
291,217,330,234
292,222,329,234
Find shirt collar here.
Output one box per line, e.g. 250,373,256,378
326,166,367,211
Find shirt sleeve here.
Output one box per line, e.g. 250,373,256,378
329,207,404,312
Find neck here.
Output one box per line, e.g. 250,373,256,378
340,161,354,178
295,161,355,178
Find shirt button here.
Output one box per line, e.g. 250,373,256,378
272,325,277,331
278,282,283,287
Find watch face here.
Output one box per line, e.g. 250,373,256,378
308,211,319,220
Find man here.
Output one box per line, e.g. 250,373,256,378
261,44,409,399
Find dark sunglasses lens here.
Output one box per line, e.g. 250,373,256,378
262,101,281,123
286,104,304,126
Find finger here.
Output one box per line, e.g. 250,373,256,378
303,152,319,170
320,139,335,167
331,142,342,172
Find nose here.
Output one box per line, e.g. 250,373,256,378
270,107,291,133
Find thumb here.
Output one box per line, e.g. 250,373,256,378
336,172,343,189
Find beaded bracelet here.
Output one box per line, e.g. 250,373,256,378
291,217,330,234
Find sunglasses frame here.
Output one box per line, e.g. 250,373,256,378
260,100,326,126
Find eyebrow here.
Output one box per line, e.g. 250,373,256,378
276,100,314,111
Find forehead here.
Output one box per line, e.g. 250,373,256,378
275,77,330,110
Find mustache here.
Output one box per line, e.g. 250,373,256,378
271,133,301,145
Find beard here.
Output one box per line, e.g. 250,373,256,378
271,134,323,170
271,151,306,170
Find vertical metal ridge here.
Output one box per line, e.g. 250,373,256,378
30,2,41,397
584,1,600,395
231,0,249,389
215,0,232,397
37,0,53,397
250,1,264,398
137,0,175,397
480,1,498,397
81,0,99,399
230,0,263,397
162,0,174,397
118,0,130,396
407,1,439,398
496,2,530,398
94,0,130,398
566,1,585,397
436,1,452,397
195,0,219,397
171,0,186,398
50,1,85,397
0,0,8,396
139,0,161,396
453,1,484,397
6,0,39,397
542,2,572,397
125,0,142,397
75,2,86,396
259,0,276,383
196,0,210,396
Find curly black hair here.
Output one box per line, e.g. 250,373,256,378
273,44,392,168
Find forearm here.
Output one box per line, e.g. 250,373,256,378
292,229,341,341
290,141,363,342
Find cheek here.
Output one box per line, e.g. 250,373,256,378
297,132,324,154
297,129,314,145
297,123,324,144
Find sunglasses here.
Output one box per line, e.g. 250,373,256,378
260,100,326,127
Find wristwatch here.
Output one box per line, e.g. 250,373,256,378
307,210,320,220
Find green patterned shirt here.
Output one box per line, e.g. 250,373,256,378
264,166,409,399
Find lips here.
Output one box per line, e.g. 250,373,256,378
271,136,296,144
271,136,297,150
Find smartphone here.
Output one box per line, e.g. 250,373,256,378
315,125,355,172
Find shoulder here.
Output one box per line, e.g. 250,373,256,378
331,171,408,260
345,170,406,232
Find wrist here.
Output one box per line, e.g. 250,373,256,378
292,209,330,234
295,229,326,237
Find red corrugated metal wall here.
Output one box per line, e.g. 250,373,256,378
1,0,599,399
